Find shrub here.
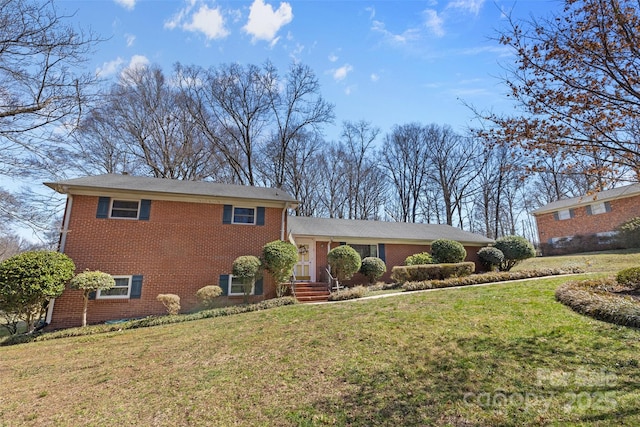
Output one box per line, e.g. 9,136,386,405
391,262,475,284
262,240,298,297
157,294,181,315
477,247,504,271
327,245,361,284
328,285,368,301
232,255,261,303
617,217,640,249
494,235,536,271
359,257,387,284
616,267,640,290
404,252,434,266
430,239,466,263
195,285,223,309
0,250,75,333
556,278,640,328
69,270,115,327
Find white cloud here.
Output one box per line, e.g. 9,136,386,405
128,55,150,70
243,0,293,44
328,53,338,62
371,20,420,44
423,9,445,37
332,64,353,82
370,73,380,82
96,57,125,77
447,0,485,15
165,2,229,40
124,33,136,47
114,0,135,10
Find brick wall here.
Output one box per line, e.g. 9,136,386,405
535,194,640,246
50,195,283,329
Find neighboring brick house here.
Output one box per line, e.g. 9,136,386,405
531,183,640,255
45,174,493,329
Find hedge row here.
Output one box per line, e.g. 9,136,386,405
402,267,585,292
1,297,298,346
391,262,475,283
555,279,640,328
328,285,368,301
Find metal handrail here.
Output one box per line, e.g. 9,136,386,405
325,267,341,292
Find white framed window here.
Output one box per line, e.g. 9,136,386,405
590,202,607,215
97,276,132,299
110,200,140,219
232,207,256,224
228,275,254,296
557,209,572,220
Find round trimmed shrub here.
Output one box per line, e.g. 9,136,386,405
404,252,434,266
69,270,115,326
232,255,261,302
617,217,640,248
196,285,223,309
431,239,466,263
478,247,504,271
616,267,640,291
359,257,387,284
494,235,536,271
262,240,298,297
157,293,181,315
327,245,361,283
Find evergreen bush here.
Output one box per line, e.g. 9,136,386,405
359,257,387,284
431,239,466,263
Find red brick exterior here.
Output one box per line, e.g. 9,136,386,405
535,194,640,249
50,195,284,329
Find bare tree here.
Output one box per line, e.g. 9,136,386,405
382,123,430,223
486,0,640,178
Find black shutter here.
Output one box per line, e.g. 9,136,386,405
88,291,96,300
130,275,143,299
219,275,229,296
254,278,263,295
569,209,575,218
586,205,592,215
378,244,386,262
223,205,233,224
256,207,265,225
553,212,559,221
605,201,612,212
97,197,110,218
339,242,346,246
139,199,151,220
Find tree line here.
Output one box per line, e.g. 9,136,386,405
2,0,639,256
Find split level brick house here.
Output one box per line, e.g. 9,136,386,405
45,174,493,329
531,183,640,255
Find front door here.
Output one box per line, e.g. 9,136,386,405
294,239,315,282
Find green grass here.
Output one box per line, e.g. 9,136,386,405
516,248,640,273
1,249,640,426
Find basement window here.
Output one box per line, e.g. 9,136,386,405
97,276,131,299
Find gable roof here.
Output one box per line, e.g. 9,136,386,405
531,182,640,215
288,216,493,246
45,174,298,206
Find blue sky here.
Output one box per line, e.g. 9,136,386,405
60,0,559,140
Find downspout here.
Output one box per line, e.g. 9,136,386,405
46,194,73,325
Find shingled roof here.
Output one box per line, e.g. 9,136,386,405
45,174,298,205
531,182,640,215
288,216,493,245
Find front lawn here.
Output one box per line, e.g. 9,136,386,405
1,275,639,426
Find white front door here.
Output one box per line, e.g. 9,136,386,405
294,239,315,282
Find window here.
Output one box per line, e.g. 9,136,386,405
229,275,253,296
556,209,572,220
111,200,139,219
349,244,378,259
97,276,131,299
233,207,255,224
589,202,610,215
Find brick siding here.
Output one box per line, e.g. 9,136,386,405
50,195,283,329
535,194,640,245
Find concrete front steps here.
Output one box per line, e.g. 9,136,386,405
293,282,330,303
